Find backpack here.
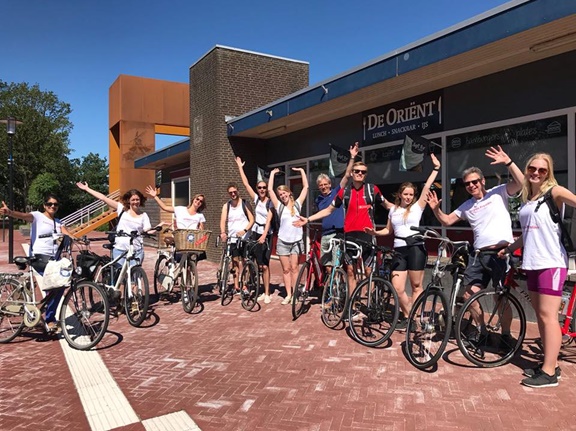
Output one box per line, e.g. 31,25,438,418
277,201,301,231
253,197,278,235
342,183,376,226
538,187,575,255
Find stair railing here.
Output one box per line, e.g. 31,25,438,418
62,190,120,229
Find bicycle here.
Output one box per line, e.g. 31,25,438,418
292,227,330,320
237,238,261,312
0,236,110,350
347,240,400,346
404,226,470,370
92,230,155,327
153,228,203,314
454,250,528,367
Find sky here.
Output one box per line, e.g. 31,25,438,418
2,0,514,161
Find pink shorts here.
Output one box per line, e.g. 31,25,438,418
525,268,567,297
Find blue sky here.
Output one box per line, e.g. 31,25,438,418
2,0,512,161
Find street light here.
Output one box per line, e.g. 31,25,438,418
1,117,22,263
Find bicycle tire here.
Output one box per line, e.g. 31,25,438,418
220,258,234,306
60,281,110,350
292,260,313,320
182,259,199,314
124,266,150,327
455,288,526,367
348,277,399,347
321,268,348,329
0,278,26,343
405,287,451,370
153,254,171,297
240,260,259,311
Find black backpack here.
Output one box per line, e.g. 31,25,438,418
537,187,575,255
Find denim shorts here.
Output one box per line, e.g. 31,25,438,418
276,239,303,256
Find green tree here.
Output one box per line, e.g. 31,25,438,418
0,80,73,212
28,172,60,211
70,152,109,209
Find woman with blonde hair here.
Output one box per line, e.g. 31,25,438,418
365,153,440,329
268,167,309,305
504,152,576,388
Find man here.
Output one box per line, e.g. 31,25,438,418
315,142,359,276
426,145,524,298
296,153,392,295
219,183,255,292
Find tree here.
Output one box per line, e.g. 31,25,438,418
28,172,60,211
70,152,109,209
0,80,73,212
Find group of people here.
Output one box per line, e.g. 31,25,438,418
1,142,575,389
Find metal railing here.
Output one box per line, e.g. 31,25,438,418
61,190,120,229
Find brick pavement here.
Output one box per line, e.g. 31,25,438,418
1,231,576,431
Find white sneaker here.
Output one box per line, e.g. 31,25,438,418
281,295,292,305
264,295,271,304
257,293,266,302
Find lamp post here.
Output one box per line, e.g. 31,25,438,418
1,117,21,263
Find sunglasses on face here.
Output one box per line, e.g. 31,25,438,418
228,190,238,195
257,186,267,190
464,179,481,187
353,169,367,175
195,198,204,203
45,202,59,208
527,166,548,176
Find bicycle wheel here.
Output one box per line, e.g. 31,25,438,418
124,266,150,327
321,268,348,329
240,260,259,311
455,288,526,367
181,259,199,314
60,281,110,350
292,260,313,320
0,278,26,343
220,258,235,306
153,254,171,297
405,288,450,370
348,277,399,347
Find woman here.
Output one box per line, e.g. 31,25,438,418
235,157,274,304
268,167,309,305
1,194,75,332
503,153,576,388
365,153,440,329
76,182,155,267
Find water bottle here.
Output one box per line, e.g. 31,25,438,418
559,289,571,315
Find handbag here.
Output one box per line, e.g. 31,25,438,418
42,258,73,290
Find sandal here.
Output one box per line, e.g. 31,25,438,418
46,321,58,333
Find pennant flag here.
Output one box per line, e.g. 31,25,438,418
257,166,284,183
399,134,439,172
328,144,352,178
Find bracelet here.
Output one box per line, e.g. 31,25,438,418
505,160,513,167
433,167,440,171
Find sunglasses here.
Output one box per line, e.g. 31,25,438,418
353,169,367,175
464,179,481,187
257,186,267,190
45,202,59,207
527,166,548,176
228,190,238,195
195,198,204,203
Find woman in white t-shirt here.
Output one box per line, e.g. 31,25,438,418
365,153,440,329
1,194,75,332
504,153,576,388
268,167,309,305
145,185,207,259
76,182,157,267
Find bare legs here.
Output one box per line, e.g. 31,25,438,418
279,254,299,299
529,291,562,376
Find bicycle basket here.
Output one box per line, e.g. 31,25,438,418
173,229,212,252
76,250,101,278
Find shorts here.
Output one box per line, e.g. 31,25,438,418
250,232,272,266
320,232,343,266
525,268,567,296
276,239,303,256
344,231,375,268
392,244,427,271
462,252,507,289
229,242,243,258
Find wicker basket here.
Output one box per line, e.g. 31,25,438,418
173,229,212,252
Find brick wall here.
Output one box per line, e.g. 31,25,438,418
189,47,309,261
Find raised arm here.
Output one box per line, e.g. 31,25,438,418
339,142,359,189
293,167,309,206
426,190,460,226
235,157,257,201
417,153,441,208
145,185,175,213
485,145,523,195
0,201,33,223
76,181,119,210
267,168,280,208
553,186,576,210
